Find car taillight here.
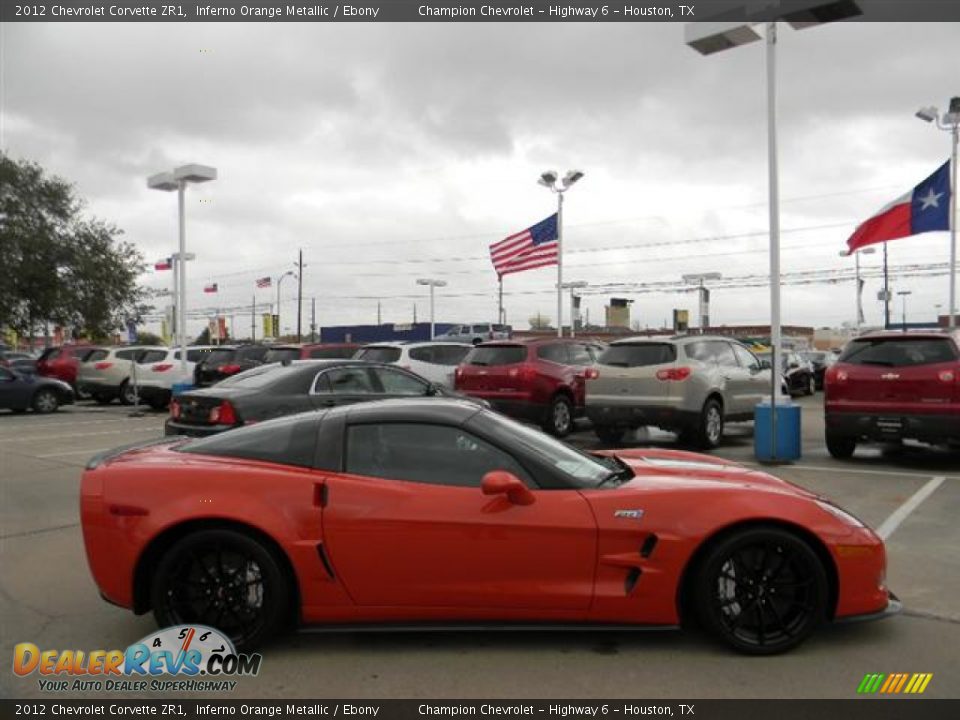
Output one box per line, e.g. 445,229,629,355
170,399,181,420
938,370,956,383
508,364,537,381
656,366,692,381
94,362,113,370
218,364,241,375
152,363,174,372
209,400,238,425
584,368,600,380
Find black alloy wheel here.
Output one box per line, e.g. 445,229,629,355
695,527,828,655
151,529,291,651
544,394,574,437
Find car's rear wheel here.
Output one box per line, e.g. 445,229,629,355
544,394,574,437
119,380,137,406
693,398,724,449
825,432,856,459
32,389,59,414
151,529,290,651
594,425,626,445
695,526,828,655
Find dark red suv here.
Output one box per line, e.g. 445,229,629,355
36,344,102,390
263,343,361,362
454,338,601,436
824,330,960,457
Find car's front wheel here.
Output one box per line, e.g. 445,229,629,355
693,398,724,449
32,389,60,414
119,380,137,406
826,431,856,459
544,394,574,437
151,529,291,651
694,526,828,655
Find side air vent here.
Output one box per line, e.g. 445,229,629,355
624,567,642,595
316,543,335,579
640,534,658,558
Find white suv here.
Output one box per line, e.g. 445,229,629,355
354,342,473,388
134,346,218,409
78,346,166,405
434,323,512,345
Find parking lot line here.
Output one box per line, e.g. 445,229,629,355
0,427,162,443
743,461,960,481
875,476,946,540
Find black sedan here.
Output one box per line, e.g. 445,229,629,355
0,366,75,413
799,350,836,390
756,351,816,397
166,360,479,437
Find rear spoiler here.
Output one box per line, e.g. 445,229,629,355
85,437,183,471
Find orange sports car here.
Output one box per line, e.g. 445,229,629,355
81,398,898,654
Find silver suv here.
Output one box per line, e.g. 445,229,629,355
585,335,772,448
435,323,512,345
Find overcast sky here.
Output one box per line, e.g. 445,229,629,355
2,21,957,338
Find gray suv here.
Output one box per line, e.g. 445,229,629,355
585,335,772,448
435,323,512,345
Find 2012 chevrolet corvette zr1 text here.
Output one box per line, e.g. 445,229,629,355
80,399,898,655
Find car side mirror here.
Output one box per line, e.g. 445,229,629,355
758,360,772,370
481,471,535,506
425,382,439,396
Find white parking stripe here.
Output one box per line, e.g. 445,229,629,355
876,476,946,540
743,461,959,481
0,428,161,443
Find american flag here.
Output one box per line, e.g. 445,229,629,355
489,214,558,276
256,276,271,288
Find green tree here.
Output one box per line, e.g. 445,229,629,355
136,331,165,346
0,153,146,340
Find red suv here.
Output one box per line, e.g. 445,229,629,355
36,344,102,390
824,330,960,458
263,343,361,362
454,339,601,436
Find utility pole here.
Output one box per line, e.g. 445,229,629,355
310,297,317,342
251,294,256,341
296,249,304,342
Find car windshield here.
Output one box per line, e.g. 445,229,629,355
478,411,617,488
838,337,958,367
601,343,676,367
204,349,236,365
355,347,402,363
466,345,526,366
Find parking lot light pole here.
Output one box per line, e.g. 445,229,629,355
560,281,588,337
539,170,585,337
916,97,960,328
148,164,217,375
417,279,447,339
898,290,912,331
276,270,296,339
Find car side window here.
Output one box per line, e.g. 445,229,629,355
434,345,470,365
408,346,434,363
372,367,429,396
710,341,739,368
85,349,109,363
323,367,377,395
568,344,594,366
537,343,570,364
733,344,760,370
115,349,138,361
345,423,531,488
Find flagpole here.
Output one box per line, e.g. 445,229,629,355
251,293,256,342
497,274,503,326
950,130,957,328
556,191,564,338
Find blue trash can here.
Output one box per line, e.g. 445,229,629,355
754,399,802,462
171,382,194,397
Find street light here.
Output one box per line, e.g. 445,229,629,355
839,246,875,330
538,169,585,337
147,164,217,376
915,96,960,328
898,290,913,331
276,270,296,339
686,2,861,460
559,281,588,337
682,272,722,331
416,278,447,339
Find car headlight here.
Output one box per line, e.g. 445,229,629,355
816,500,865,528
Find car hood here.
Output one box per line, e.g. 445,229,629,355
592,447,817,498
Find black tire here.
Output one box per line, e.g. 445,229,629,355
32,389,60,414
93,393,113,405
119,380,137,406
151,529,291,652
825,432,856,459
594,425,626,445
693,398,724,450
543,394,574,437
694,526,828,655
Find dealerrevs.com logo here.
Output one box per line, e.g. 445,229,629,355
13,625,262,692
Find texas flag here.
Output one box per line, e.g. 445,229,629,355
203,283,218,293
845,161,951,254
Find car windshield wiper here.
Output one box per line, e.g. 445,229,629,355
596,455,634,487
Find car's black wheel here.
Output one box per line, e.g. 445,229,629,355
32,389,60,414
695,526,828,655
119,380,137,406
151,529,291,651
826,432,856,459
693,398,724,449
543,394,574,437
594,425,626,445
93,393,113,405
